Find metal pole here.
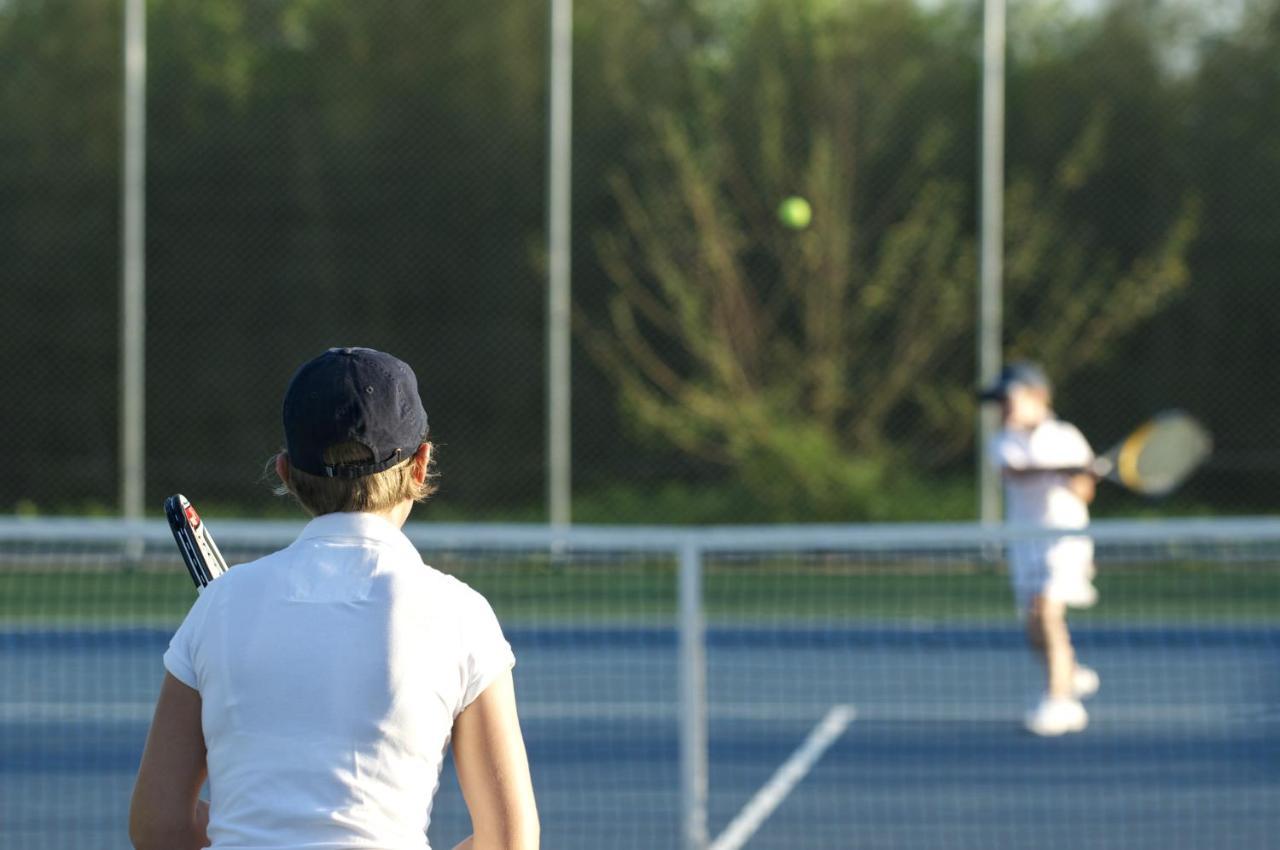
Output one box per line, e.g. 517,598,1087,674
547,0,573,527
678,541,708,850
121,0,147,521
978,0,1006,524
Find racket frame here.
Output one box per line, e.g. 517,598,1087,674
164,493,229,592
1093,410,1212,497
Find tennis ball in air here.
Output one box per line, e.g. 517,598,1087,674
777,196,812,230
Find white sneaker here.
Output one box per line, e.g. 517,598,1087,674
1073,665,1100,700
1024,697,1088,736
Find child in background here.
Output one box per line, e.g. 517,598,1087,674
981,362,1100,736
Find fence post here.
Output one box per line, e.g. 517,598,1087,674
678,539,708,850
120,0,147,523
977,0,1006,524
546,0,573,527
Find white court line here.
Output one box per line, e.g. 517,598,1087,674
709,704,856,850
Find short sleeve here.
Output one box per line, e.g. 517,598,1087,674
162,591,211,690
457,588,516,715
990,431,1031,470
1028,421,1093,468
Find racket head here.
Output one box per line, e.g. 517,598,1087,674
165,493,229,591
1112,410,1213,497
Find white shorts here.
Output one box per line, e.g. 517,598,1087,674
1009,535,1097,613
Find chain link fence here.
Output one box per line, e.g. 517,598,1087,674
1,0,1276,522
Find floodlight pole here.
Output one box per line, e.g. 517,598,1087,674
978,0,1006,524
547,0,573,528
121,0,147,522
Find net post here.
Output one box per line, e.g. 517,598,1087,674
678,539,709,850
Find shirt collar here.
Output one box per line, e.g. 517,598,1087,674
296,512,414,549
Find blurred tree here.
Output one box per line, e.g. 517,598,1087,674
1004,2,1200,371
0,0,122,507
583,0,1196,520
0,0,1272,519
141,0,549,510
1113,0,1280,507
0,0,550,514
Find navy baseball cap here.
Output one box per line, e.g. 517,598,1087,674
282,347,429,479
978,361,1050,402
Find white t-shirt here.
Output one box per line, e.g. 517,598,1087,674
163,512,515,850
991,418,1097,608
991,418,1093,529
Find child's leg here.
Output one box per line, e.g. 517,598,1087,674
1025,595,1076,699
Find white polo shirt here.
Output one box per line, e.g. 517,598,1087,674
163,512,515,850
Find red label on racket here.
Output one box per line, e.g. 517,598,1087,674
184,504,201,529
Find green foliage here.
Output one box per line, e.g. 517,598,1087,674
0,0,1276,520
584,0,1198,520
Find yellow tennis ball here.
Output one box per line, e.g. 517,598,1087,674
777,196,812,230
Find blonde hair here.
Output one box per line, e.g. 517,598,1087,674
274,441,436,516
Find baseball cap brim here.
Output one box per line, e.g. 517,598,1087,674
977,362,1049,402
978,385,1009,402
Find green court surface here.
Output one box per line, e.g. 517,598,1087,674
3,561,1277,626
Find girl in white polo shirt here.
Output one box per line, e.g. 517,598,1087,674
130,347,539,850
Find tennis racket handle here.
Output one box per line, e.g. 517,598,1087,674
1089,457,1114,478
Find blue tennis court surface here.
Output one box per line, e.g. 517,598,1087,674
2,624,1278,849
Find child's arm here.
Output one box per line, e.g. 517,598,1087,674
1001,421,1097,500
1067,473,1096,503
1002,465,1098,501
1002,464,1096,478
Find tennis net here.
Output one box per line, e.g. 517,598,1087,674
1,517,1277,850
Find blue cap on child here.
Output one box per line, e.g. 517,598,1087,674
978,361,1050,402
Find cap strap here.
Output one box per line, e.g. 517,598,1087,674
321,448,406,479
